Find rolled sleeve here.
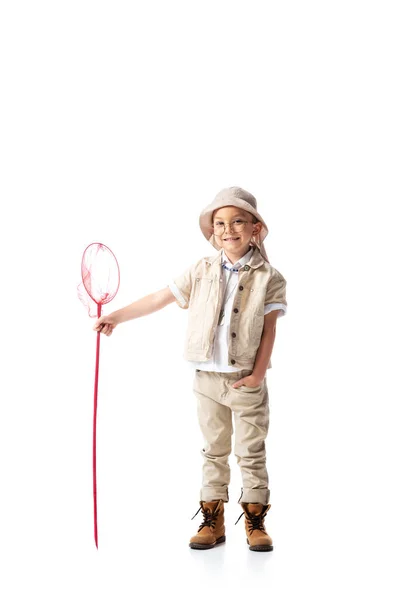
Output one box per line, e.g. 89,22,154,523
264,302,287,318
168,281,188,308
169,260,199,309
265,269,287,315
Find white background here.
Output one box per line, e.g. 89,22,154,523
1,1,400,598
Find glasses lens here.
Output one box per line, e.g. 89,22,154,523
214,219,246,235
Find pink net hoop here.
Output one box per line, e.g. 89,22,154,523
77,242,120,317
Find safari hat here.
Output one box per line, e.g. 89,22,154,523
199,186,270,263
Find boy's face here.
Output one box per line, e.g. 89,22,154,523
212,205,262,255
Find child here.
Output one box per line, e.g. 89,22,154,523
93,186,287,552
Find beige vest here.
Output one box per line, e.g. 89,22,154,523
172,246,287,370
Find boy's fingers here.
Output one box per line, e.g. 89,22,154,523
93,318,116,333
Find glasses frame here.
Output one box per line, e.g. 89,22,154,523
212,219,250,237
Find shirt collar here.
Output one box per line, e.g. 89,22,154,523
221,245,255,270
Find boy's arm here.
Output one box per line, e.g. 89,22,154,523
252,269,288,380
109,256,199,325
111,287,176,324
251,310,279,381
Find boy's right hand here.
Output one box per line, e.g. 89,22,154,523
93,314,118,336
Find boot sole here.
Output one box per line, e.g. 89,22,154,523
247,538,273,552
189,535,226,550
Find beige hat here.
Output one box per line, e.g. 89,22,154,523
199,186,270,263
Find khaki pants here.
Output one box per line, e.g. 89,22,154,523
193,368,270,505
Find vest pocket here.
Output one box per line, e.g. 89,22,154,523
188,277,214,350
233,287,265,360
249,287,266,316
191,277,213,306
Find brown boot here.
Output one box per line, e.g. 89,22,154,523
235,502,273,552
189,499,226,550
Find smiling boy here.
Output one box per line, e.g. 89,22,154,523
93,186,287,551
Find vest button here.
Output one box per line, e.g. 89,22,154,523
239,285,244,291
244,265,250,271
233,308,238,313
231,359,236,365
232,332,236,337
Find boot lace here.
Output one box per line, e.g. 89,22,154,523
234,507,267,534
191,505,220,532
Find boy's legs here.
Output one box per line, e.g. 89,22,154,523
227,370,270,505
192,368,270,505
193,370,232,502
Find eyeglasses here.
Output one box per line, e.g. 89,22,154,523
213,219,249,236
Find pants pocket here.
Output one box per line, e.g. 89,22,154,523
240,384,262,392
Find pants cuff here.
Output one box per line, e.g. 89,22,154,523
238,487,270,505
200,486,229,502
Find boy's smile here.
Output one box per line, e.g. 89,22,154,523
212,205,262,264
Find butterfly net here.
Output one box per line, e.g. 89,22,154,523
76,242,120,548
77,243,120,317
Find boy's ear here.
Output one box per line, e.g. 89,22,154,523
253,221,262,235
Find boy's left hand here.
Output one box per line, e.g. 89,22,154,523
232,374,263,389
